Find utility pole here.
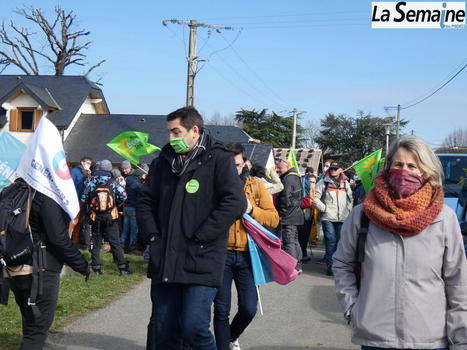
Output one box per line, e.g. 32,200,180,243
162,19,238,107
396,104,401,139
292,108,297,149
186,20,197,107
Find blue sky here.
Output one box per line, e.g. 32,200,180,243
1,0,466,150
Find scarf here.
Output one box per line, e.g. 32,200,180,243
363,175,444,236
170,132,208,176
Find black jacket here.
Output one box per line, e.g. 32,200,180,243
29,193,88,274
276,168,304,226
136,134,246,287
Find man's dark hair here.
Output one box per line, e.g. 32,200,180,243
305,167,314,174
227,143,246,161
324,159,334,164
81,156,93,163
166,107,204,133
250,164,266,179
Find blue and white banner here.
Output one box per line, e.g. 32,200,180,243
16,115,79,220
0,132,26,191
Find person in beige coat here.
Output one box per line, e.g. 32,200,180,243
333,136,467,350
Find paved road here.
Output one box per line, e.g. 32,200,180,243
45,244,359,350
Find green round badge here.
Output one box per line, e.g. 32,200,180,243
185,179,200,194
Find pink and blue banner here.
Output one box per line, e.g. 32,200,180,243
242,214,298,286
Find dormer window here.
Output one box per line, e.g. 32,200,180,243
9,108,41,132
20,110,34,130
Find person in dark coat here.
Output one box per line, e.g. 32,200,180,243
7,191,89,350
70,156,92,244
136,107,246,350
276,159,304,272
120,168,144,254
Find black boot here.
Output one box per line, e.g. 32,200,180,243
119,262,133,276
92,266,103,275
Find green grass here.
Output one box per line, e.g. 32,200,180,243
0,250,147,350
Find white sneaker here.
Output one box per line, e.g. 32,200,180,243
230,339,241,350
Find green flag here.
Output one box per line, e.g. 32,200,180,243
287,147,301,174
353,149,383,194
106,131,160,165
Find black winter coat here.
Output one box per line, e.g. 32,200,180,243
276,168,304,226
29,193,88,274
136,134,246,287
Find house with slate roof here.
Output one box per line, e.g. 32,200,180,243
0,75,277,168
0,75,108,144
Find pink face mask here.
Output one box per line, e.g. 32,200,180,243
388,168,424,199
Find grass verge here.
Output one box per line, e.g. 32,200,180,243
0,250,147,350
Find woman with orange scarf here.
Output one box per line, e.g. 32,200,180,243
333,136,467,350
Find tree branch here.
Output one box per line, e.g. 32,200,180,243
84,59,105,77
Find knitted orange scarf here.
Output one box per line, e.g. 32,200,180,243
363,175,444,236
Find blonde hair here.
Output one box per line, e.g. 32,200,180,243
383,135,443,188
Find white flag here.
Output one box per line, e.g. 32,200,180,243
16,115,79,220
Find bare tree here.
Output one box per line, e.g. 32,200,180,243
303,119,320,149
442,128,467,148
206,112,237,126
0,5,105,76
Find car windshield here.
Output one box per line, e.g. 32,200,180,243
438,155,467,198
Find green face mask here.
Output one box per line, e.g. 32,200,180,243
170,128,194,154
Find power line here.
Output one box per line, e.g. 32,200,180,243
386,60,467,111
205,44,288,110
197,10,367,21
219,32,291,108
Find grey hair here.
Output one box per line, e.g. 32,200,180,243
383,135,443,188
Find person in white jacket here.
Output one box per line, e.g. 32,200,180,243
333,135,467,350
314,161,353,276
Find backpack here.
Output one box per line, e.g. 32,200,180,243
0,179,45,318
0,179,36,268
88,182,118,224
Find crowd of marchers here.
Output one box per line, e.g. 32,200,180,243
3,106,466,350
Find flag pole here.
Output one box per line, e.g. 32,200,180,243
135,164,148,174
256,285,264,316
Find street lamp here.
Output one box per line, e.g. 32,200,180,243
383,123,392,156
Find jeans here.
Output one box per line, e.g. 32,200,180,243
362,347,447,350
120,206,138,246
10,271,60,350
321,220,343,267
214,251,257,350
147,283,218,350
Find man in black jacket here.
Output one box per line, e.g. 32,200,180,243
8,192,89,350
136,107,246,350
276,159,304,272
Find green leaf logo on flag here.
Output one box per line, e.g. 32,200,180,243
353,149,383,194
106,131,160,165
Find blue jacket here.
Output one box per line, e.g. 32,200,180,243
70,166,85,198
125,175,142,208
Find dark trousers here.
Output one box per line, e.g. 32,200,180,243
213,251,257,350
9,271,60,350
298,219,312,257
90,220,126,269
362,347,447,350
147,283,218,350
281,224,302,262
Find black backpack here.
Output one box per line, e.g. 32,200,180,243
355,211,369,290
0,179,36,267
0,179,45,318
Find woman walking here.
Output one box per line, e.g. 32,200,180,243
333,136,467,350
